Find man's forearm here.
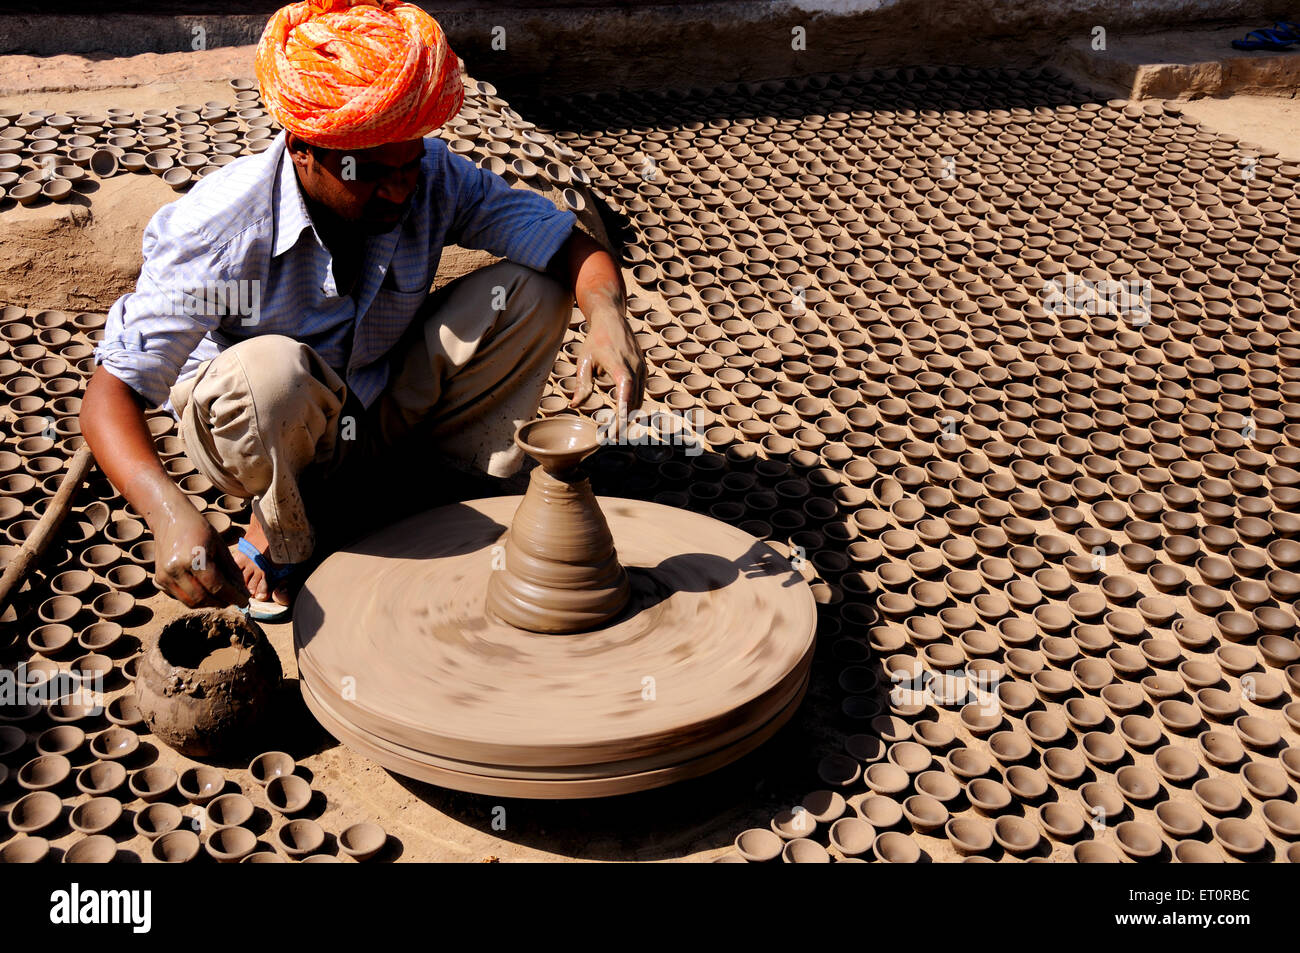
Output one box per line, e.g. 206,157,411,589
554,229,626,322
81,368,190,529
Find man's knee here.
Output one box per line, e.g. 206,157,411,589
195,335,343,427
487,261,573,335
182,335,346,498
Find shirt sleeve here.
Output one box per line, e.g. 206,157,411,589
442,149,577,271
95,202,235,408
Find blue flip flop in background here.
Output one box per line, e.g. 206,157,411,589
1231,28,1296,51
1272,20,1300,41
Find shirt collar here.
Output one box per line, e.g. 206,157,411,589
272,136,317,259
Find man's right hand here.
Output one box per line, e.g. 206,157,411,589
82,368,250,611
151,500,250,609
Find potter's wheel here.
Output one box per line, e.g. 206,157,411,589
293,497,817,798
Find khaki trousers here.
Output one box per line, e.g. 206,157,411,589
169,261,572,564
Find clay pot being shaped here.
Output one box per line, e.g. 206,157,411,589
136,608,282,756
485,418,630,632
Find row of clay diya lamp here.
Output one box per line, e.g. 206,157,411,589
0,99,276,200
598,148,1295,234
1,743,389,863
731,728,1300,861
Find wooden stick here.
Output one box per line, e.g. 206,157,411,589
0,445,96,614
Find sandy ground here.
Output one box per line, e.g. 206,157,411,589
1179,94,1300,163
2,43,1298,864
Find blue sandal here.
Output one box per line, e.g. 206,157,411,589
1231,28,1296,51
235,537,301,623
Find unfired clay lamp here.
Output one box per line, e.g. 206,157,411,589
294,416,816,797
485,417,630,632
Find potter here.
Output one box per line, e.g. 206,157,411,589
81,0,645,625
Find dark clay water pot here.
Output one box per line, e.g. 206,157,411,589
136,609,282,757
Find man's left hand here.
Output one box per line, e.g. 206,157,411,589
570,305,645,430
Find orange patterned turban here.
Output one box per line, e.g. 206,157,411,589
255,0,464,150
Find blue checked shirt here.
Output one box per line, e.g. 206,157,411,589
96,131,576,410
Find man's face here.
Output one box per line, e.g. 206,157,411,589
289,136,425,235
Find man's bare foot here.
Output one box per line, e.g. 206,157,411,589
231,518,291,606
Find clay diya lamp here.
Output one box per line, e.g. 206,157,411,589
1285,748,1300,783
1197,729,1245,768
1114,820,1164,861
992,816,1041,856
827,816,875,858
205,825,257,863
1039,744,1087,786
946,746,993,781
1195,687,1241,722
1118,714,1164,751
0,723,28,760
1258,635,1300,668
734,828,782,862
1234,713,1281,749
1253,763,1294,812
8,791,62,835
35,724,84,759
76,761,127,798
241,851,286,864
104,695,144,730
1073,841,1121,863
1116,763,1164,805
1153,698,1200,734
266,774,312,815
63,834,117,864
276,818,326,859
134,803,183,841
1261,800,1300,840
69,796,122,836
1213,818,1267,858
177,765,225,805
1080,731,1126,769
864,762,909,797
245,750,296,787
0,837,50,864
966,778,1012,816
17,754,71,792
78,621,123,654
90,726,139,762
801,789,847,824
152,829,201,863
872,831,921,863
205,792,254,829
1213,644,1256,675
128,764,177,802
1151,743,1200,786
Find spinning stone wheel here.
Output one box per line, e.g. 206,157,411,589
293,419,817,798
